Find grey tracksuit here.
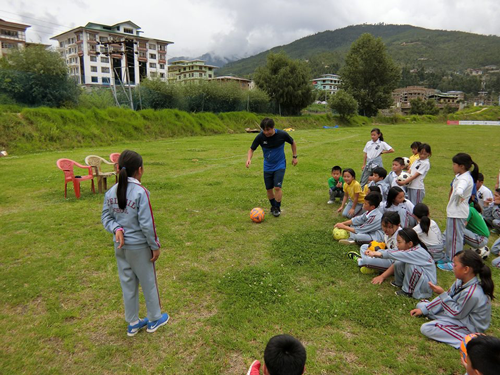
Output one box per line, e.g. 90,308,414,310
483,204,500,230
379,245,437,299
358,228,400,271
416,277,491,348
349,209,384,243
102,178,162,323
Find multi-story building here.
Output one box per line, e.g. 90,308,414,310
0,19,30,58
212,76,252,89
168,60,218,84
51,21,173,86
311,74,341,95
392,86,465,114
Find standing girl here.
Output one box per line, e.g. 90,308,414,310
441,153,479,270
360,128,394,187
338,168,365,218
410,249,494,349
101,150,169,336
412,203,445,262
365,228,437,299
398,143,431,205
384,186,416,228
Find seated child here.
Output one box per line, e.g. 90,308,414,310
412,203,445,262
367,186,385,215
337,168,366,218
385,157,408,195
246,334,306,375
347,211,401,275
327,165,344,204
367,167,389,200
482,188,500,232
410,249,493,349
476,173,494,211
463,334,500,375
334,192,384,245
464,201,490,250
407,141,421,169
365,227,437,299
491,238,500,269
384,187,416,228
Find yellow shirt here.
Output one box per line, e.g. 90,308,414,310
408,154,419,169
343,180,366,203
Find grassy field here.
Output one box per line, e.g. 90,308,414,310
1,123,500,374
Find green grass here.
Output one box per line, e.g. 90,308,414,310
1,123,500,374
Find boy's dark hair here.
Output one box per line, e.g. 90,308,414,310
381,211,400,226
365,191,382,208
331,166,342,173
393,157,405,166
413,203,431,234
260,118,275,130
467,335,500,375
264,334,306,375
410,141,422,149
477,173,484,182
418,143,431,155
372,167,387,179
455,249,495,300
117,150,143,210
368,186,381,194
343,168,356,179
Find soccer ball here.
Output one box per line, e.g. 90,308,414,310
402,157,410,167
397,171,411,182
368,241,386,252
460,333,484,364
332,227,349,240
475,246,490,260
250,207,265,223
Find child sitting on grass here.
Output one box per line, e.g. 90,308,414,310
412,203,445,262
410,249,493,349
327,165,344,204
347,211,401,275
337,168,366,218
246,334,306,375
383,186,416,228
365,227,437,299
482,188,500,233
334,192,384,245
367,167,389,200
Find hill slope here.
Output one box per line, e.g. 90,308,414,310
216,24,500,77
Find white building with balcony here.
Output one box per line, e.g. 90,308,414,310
51,21,173,86
311,74,342,95
0,19,30,58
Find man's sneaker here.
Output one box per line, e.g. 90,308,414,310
339,238,355,245
127,318,148,337
360,266,376,274
437,262,454,271
347,251,361,261
271,206,280,217
327,200,334,204
390,281,401,288
147,313,170,333
395,290,412,298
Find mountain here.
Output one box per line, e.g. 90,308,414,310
215,24,500,78
168,52,239,68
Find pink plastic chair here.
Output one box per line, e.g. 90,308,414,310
56,158,96,199
109,153,120,173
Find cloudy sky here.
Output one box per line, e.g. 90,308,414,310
2,0,499,59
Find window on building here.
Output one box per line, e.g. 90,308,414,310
91,76,98,83
149,44,156,50
149,63,157,68
100,36,108,43
124,28,133,34
91,66,98,72
208,74,212,78
101,67,110,73
101,57,109,63
159,64,165,69
102,77,110,84
160,73,165,78
90,56,97,62
1,42,16,49
149,53,156,59
0,29,19,37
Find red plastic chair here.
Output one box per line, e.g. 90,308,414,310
56,158,96,199
109,153,120,173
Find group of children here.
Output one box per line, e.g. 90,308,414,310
329,127,500,354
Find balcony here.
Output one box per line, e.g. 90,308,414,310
138,56,147,62
137,44,147,51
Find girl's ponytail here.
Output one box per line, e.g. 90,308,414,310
116,150,143,210
470,160,479,182
479,264,495,300
456,250,495,300
452,153,478,180
413,203,430,234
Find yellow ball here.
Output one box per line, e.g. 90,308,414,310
333,227,349,240
250,207,265,223
368,241,386,252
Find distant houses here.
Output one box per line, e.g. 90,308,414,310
311,74,341,95
392,86,464,114
168,60,218,84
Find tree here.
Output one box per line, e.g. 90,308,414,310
0,45,79,107
340,33,401,117
328,90,358,119
254,52,314,116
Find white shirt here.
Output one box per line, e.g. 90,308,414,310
408,158,430,190
363,139,392,160
477,185,494,210
384,228,401,250
414,220,443,247
446,171,473,218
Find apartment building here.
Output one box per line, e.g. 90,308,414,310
0,19,30,58
311,74,342,95
392,86,465,114
168,60,218,85
51,21,173,86
212,76,252,89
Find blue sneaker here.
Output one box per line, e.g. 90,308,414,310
147,313,170,333
127,318,148,337
437,262,454,271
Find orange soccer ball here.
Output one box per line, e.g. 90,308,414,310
250,207,265,223
460,333,484,364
